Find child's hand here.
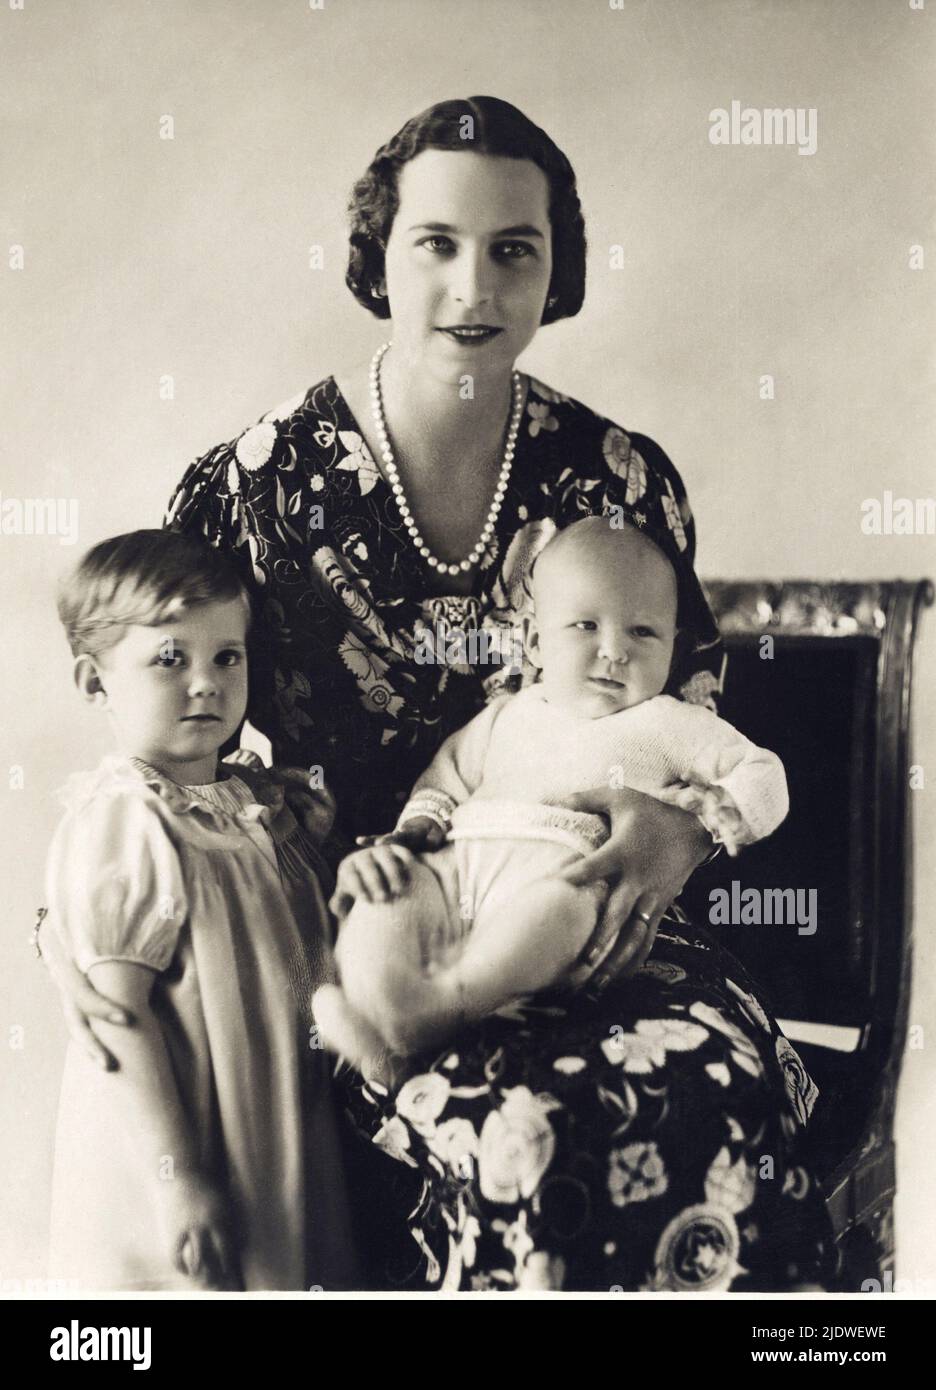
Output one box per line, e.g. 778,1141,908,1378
159,1174,242,1290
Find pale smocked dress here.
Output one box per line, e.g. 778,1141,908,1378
46,753,355,1291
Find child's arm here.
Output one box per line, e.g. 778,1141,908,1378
46,782,241,1286
86,960,241,1288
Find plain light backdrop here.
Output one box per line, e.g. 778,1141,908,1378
2,0,934,1288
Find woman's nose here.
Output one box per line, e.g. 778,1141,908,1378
449,248,494,308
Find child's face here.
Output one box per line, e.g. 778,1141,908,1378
90,598,249,781
530,535,677,719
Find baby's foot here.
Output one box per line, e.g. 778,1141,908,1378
372,963,465,1056
312,984,397,1084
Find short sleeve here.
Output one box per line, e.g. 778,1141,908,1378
44,791,188,974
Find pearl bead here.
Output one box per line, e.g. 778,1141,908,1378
370,339,520,576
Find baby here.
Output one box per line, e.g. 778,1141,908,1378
313,516,788,1075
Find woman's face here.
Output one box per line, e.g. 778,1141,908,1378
381,149,554,382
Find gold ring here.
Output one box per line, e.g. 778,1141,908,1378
634,910,653,926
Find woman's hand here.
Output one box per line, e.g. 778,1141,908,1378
36,911,131,1071
158,1173,242,1291
265,764,337,844
558,785,713,990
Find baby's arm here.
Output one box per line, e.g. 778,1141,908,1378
397,693,511,830
331,696,511,917
85,961,241,1289
648,698,790,855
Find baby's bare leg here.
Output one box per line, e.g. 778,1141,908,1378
454,877,600,1021
323,859,463,1057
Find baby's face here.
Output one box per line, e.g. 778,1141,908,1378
531,534,677,719
93,598,249,779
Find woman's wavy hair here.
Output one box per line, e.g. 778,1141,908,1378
346,96,586,326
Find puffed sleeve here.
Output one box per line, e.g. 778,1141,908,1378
44,791,188,974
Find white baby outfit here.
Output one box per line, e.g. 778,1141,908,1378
393,684,789,939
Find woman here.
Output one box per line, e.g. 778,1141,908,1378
40,96,837,1292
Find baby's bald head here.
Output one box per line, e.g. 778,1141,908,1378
533,516,678,619
529,517,680,717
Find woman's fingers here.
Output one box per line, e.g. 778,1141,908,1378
558,841,621,888
63,997,115,1071
591,897,662,991
44,924,132,1026
575,882,633,971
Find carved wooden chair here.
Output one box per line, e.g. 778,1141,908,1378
678,579,933,1290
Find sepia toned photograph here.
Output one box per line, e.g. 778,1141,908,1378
1,0,934,1335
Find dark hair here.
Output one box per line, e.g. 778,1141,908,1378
346,96,586,325
57,528,252,659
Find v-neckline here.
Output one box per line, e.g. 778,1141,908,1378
324,371,535,604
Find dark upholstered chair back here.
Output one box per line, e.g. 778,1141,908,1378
678,580,932,1285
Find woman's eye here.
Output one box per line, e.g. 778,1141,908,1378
216,650,243,667
421,235,454,254
495,241,535,260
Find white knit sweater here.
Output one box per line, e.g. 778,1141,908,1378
399,685,789,856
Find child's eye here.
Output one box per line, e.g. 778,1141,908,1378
632,626,657,639
573,620,597,632
155,653,183,668
215,650,244,667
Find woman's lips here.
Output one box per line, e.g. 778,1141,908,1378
436,326,502,345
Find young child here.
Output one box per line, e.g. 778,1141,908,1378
45,529,355,1291
313,516,789,1074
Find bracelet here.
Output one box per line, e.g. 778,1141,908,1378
30,907,48,962
701,842,724,867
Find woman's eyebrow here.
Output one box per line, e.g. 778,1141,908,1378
407,221,545,239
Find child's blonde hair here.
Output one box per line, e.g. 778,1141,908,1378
58,528,252,659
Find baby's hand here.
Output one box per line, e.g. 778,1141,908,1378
159,1174,241,1291
330,842,418,918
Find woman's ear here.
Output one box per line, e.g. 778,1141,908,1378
73,654,108,706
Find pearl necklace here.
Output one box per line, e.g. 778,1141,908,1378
368,340,524,576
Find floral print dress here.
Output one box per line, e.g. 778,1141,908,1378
167,374,838,1292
